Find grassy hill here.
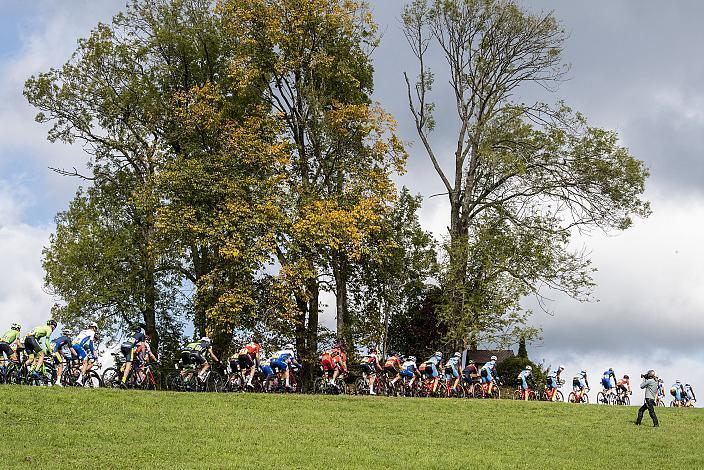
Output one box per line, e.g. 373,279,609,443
2,385,702,469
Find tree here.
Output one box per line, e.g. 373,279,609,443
401,0,650,347
220,0,407,378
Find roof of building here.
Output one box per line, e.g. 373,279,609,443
464,349,515,364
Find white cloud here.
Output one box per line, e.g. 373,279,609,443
0,181,52,330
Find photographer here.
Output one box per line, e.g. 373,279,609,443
635,370,660,427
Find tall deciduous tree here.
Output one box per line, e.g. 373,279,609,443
221,0,407,375
401,0,650,348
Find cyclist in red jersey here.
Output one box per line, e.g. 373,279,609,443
238,340,262,388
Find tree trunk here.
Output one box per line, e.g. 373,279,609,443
332,252,352,352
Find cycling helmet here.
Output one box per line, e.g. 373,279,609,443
609,367,614,372
88,322,99,331
201,337,211,344
623,375,629,379
454,352,461,358
468,359,475,364
408,356,416,362
284,343,294,350
47,319,58,327
686,383,691,387
62,328,72,336
434,351,442,357
10,323,21,331
558,365,564,370
490,355,497,361
676,379,681,384
526,365,532,371
580,370,587,375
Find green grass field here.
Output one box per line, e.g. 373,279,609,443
2,385,702,469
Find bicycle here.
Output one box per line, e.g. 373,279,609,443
613,389,631,406
61,358,102,387
539,380,565,402
314,368,347,395
461,378,482,398
568,388,590,404
475,380,501,399
513,386,538,401
597,388,616,405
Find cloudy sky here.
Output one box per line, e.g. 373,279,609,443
1,1,702,403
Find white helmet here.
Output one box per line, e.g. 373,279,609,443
201,336,211,344
454,352,461,358
285,343,294,350
490,355,497,361
434,351,442,357
526,365,532,371
558,365,565,370
409,356,416,362
89,322,99,331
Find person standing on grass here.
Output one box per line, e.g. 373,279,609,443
635,370,659,427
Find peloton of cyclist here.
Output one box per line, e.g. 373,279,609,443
518,365,533,400
360,347,382,395
384,352,402,387
480,355,499,395
601,368,617,397
51,329,75,386
25,319,57,376
399,355,418,386
444,352,462,392
72,323,99,384
573,370,589,400
120,324,147,385
238,339,262,388
421,351,443,394
270,343,300,391
0,323,21,364
546,365,564,401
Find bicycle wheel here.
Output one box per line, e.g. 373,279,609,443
555,390,564,402
355,377,368,395
657,399,664,407
206,372,225,392
334,378,347,395
622,395,630,406
61,368,78,387
313,377,325,394
513,390,522,400
597,392,607,405
568,392,577,403
102,368,121,388
83,370,102,388
491,386,501,400
581,393,590,404
452,385,465,399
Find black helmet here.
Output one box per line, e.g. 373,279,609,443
47,319,58,328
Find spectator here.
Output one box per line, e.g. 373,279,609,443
635,369,659,427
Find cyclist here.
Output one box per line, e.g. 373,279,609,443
601,368,617,397
670,380,685,406
444,352,462,393
120,324,147,385
684,383,696,407
331,343,348,386
270,343,300,390
25,319,57,374
0,323,21,363
616,375,632,398
238,339,262,388
51,329,75,386
546,365,565,401
134,334,158,367
360,347,382,395
480,355,499,395
399,355,418,386
518,365,533,400
383,352,402,387
421,351,443,394
259,354,275,389
656,378,666,405
462,359,480,393
572,370,589,401
184,337,218,382
72,323,98,384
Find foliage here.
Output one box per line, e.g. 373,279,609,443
497,356,546,387
402,0,650,348
386,286,446,360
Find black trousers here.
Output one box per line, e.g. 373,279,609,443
636,398,659,425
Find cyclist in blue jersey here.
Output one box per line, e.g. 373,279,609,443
399,356,418,386
518,365,533,400
601,368,616,397
444,352,462,392
546,365,564,401
480,355,500,395
670,380,685,406
684,383,696,407
422,351,443,393
51,329,75,386
270,344,300,390
72,323,98,384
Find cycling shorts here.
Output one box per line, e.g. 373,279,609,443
444,365,459,380
260,364,274,378
121,342,136,362
521,376,529,390
238,353,255,370
271,358,288,371
72,344,88,360
191,351,206,365
423,363,439,379
24,336,42,355
547,377,557,389
360,362,376,376
0,342,13,359
321,357,335,372
384,365,399,376
400,367,415,378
